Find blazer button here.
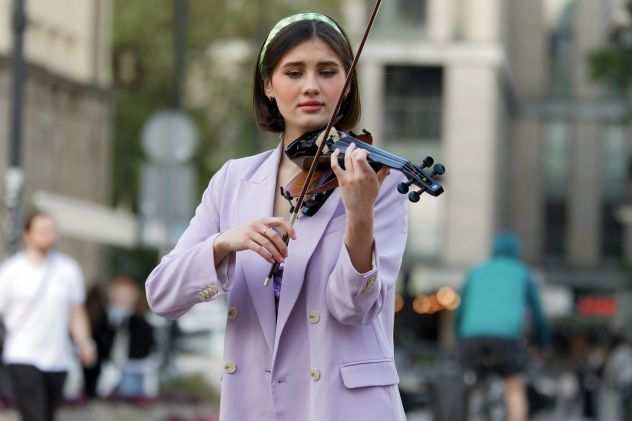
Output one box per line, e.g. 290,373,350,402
224,361,237,374
308,311,320,324
227,306,239,321
364,275,377,293
208,286,219,297
310,368,321,382
198,290,209,302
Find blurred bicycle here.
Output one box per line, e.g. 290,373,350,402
462,345,507,421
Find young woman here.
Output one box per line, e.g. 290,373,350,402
146,12,408,421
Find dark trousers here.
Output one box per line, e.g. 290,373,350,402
6,364,66,421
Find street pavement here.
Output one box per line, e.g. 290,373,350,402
0,389,622,421
0,401,219,421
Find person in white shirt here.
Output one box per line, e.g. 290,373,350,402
0,211,96,421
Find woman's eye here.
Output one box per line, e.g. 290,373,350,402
285,71,302,78
320,70,338,77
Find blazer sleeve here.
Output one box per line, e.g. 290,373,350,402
325,175,408,325
145,161,236,319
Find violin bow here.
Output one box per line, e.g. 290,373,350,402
264,0,383,286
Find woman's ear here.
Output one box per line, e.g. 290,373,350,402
264,79,274,99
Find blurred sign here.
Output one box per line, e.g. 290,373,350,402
576,296,617,317
139,109,198,248
574,288,617,317
540,284,573,318
140,164,196,247
142,110,199,164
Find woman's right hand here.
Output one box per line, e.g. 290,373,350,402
214,217,297,265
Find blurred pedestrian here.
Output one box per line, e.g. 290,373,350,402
455,232,550,421
94,276,156,399
573,332,607,420
0,211,96,421
146,11,408,421
604,327,632,421
82,283,108,399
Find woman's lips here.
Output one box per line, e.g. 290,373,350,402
298,102,324,112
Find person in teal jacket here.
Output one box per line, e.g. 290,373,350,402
455,232,550,421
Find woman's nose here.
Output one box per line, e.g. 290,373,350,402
302,72,320,95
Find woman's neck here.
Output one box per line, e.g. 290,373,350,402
281,128,301,148
278,144,300,172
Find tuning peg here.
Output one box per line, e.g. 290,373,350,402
408,190,423,203
397,181,412,194
421,156,434,168
431,163,446,176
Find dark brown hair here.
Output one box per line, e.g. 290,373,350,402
253,17,361,133
23,211,52,233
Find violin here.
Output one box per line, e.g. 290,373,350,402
280,128,445,216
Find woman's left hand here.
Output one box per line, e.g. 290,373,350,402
330,143,389,217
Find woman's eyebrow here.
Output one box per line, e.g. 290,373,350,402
317,60,341,67
281,61,305,68
281,60,342,68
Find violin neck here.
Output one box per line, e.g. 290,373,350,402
335,134,417,179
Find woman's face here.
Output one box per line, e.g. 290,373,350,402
265,38,347,141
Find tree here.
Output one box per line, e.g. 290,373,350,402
588,1,632,107
111,0,341,211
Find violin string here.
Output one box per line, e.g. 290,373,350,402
335,137,407,169
339,137,424,185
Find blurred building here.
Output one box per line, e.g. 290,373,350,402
0,0,114,281
344,0,631,337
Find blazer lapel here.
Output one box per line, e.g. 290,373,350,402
273,188,342,361
238,144,282,353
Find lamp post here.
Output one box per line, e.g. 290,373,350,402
173,0,188,110
611,1,632,268
5,0,27,255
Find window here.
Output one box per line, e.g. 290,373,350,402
384,65,442,143
543,121,571,258
395,0,426,26
601,124,627,260
547,0,576,97
374,0,427,38
383,66,443,261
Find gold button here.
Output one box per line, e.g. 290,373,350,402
227,306,239,321
364,275,377,293
224,361,237,374
308,311,320,324
208,286,219,297
310,368,321,382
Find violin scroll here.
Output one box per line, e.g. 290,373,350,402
396,156,446,203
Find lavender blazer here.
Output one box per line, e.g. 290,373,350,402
146,144,409,421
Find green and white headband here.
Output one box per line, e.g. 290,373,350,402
259,13,344,75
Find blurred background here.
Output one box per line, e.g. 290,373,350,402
0,0,631,420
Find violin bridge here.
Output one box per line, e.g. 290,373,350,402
317,126,342,149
